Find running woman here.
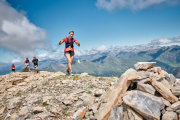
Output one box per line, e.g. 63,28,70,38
24,58,31,72
59,30,80,76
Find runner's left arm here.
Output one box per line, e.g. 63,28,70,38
75,41,80,47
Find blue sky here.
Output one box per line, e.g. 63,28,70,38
0,0,180,63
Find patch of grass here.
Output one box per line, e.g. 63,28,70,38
15,91,21,97
35,100,42,105
46,105,52,111
43,81,49,86
85,88,91,94
52,76,61,80
62,110,68,116
107,81,111,85
88,84,95,89
83,101,88,106
104,87,108,91
73,75,79,80
51,97,55,100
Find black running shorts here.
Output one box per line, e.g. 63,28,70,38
64,51,74,56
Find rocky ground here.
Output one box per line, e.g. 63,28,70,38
0,62,180,120
0,71,117,120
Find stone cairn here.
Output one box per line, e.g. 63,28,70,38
0,62,180,120
95,62,180,120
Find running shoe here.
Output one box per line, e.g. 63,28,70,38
69,72,74,76
66,69,70,75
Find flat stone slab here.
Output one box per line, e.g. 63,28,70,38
134,62,156,70
123,90,163,120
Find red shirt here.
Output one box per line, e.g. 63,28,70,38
11,65,15,69
62,37,77,51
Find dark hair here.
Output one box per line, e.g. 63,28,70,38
69,30,74,34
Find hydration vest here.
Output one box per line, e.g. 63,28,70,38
65,38,74,48
25,60,29,63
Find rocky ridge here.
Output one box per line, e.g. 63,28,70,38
0,71,117,120
0,62,180,120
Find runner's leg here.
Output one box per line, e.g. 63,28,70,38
34,67,36,73
36,66,38,73
28,66,31,72
65,53,72,71
70,55,74,72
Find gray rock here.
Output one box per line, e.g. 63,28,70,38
73,107,86,120
170,101,180,111
165,74,176,84
79,93,92,103
127,106,144,120
7,97,21,110
137,83,155,95
176,109,180,114
169,74,176,83
74,100,83,107
24,113,33,119
123,90,163,120
171,86,180,96
69,89,85,94
162,111,178,120
134,62,156,70
138,78,151,84
88,103,98,113
108,106,123,120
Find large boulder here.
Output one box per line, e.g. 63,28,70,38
95,68,137,120
123,90,163,120
134,62,156,70
151,80,179,103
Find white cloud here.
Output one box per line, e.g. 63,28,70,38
11,59,21,63
92,45,109,52
0,0,53,59
95,0,180,11
174,36,180,42
149,36,180,45
150,38,173,45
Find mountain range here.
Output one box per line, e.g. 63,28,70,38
0,45,180,78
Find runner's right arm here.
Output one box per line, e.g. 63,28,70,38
59,40,64,45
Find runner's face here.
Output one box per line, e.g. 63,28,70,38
69,32,74,39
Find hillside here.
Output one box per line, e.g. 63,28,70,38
0,45,180,77
46,45,180,77
0,62,180,120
